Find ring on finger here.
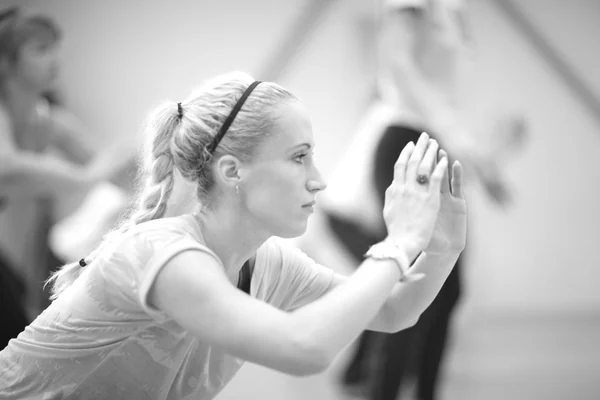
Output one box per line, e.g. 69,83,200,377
417,174,429,185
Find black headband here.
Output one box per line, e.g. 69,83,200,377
206,81,262,154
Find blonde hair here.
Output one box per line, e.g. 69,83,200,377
45,71,297,299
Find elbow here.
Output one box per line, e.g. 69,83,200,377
389,315,419,333
289,358,330,377
381,303,420,333
285,337,332,377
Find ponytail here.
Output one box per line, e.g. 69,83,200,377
45,102,182,300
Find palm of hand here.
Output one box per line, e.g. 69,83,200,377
425,191,467,256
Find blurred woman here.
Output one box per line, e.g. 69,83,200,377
0,7,136,349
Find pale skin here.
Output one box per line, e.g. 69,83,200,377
150,100,466,376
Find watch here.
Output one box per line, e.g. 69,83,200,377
364,241,424,282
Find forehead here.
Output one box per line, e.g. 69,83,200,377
14,18,61,50
255,100,314,157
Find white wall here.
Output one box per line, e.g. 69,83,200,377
12,0,600,316
460,0,600,315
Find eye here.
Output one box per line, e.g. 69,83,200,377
293,153,308,164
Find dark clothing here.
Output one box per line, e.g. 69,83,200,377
0,251,29,351
0,197,62,350
330,125,462,400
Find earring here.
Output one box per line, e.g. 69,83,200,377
235,184,240,195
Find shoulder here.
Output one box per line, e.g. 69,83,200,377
110,216,216,284
255,238,335,310
256,237,318,275
256,237,296,264
129,215,205,249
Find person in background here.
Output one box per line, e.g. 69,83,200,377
0,7,136,349
317,0,527,399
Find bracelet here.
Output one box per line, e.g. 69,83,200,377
364,241,423,282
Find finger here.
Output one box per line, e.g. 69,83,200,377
438,149,450,193
428,156,448,194
417,138,439,180
393,141,415,185
451,161,464,198
406,132,430,181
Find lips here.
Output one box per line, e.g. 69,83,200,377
302,200,316,207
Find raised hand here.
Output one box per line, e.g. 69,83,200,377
382,132,448,276
425,149,467,257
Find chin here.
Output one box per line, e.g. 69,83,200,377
272,219,309,239
275,226,306,239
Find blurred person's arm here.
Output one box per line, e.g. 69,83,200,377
50,107,139,190
0,107,97,199
385,7,482,160
386,7,510,203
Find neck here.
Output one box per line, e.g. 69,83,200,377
1,79,41,122
193,201,270,283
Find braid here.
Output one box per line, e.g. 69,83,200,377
46,102,180,300
130,153,175,225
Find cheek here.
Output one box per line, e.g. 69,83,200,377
16,56,41,80
20,52,53,79
246,166,303,210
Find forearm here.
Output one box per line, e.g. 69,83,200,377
290,258,401,362
51,108,138,185
0,152,90,198
84,137,138,183
380,251,461,331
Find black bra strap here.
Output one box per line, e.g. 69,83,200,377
237,260,252,295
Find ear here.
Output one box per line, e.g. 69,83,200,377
214,154,243,188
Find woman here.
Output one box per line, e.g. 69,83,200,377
0,71,466,399
0,7,136,349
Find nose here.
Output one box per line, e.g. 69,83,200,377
307,166,327,193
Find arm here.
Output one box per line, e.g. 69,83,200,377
50,107,138,188
150,249,403,376
49,106,101,164
387,8,512,204
325,251,460,333
385,8,486,170
0,108,95,199
382,252,460,331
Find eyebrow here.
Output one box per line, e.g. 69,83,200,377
290,143,313,151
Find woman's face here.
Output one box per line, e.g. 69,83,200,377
239,100,327,238
13,36,60,92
